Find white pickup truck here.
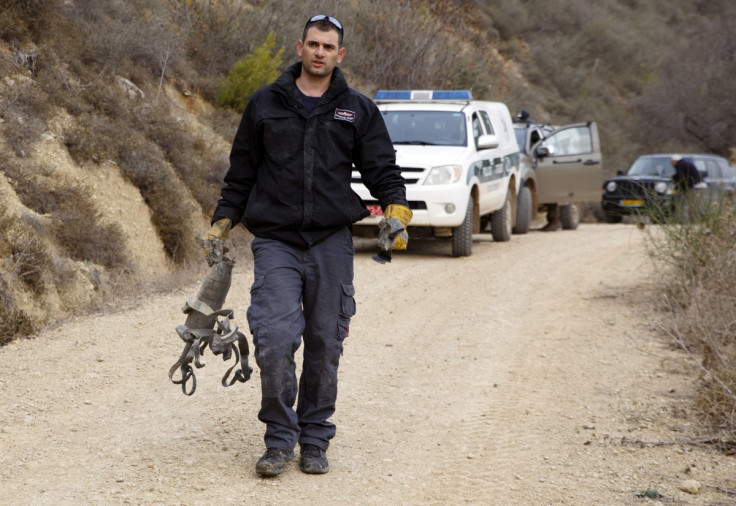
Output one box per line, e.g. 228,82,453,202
351,90,521,257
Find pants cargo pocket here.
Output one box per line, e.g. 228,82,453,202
336,282,356,340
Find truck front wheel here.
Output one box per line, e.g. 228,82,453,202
452,197,474,257
491,192,513,242
513,186,532,235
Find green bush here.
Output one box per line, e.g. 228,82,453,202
217,31,284,112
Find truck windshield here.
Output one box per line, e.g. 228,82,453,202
627,156,675,177
382,111,467,146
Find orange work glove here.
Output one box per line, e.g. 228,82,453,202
201,218,232,266
380,204,412,250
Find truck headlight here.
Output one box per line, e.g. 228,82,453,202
605,181,617,193
654,181,667,194
424,165,462,185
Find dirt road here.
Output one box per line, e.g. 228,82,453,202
1,223,734,505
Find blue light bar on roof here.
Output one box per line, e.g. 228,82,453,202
431,90,472,100
374,90,413,100
374,90,473,101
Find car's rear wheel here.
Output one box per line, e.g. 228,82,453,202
513,186,532,235
560,203,580,230
452,197,474,257
491,192,513,242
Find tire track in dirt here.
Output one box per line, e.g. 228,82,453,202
346,225,655,504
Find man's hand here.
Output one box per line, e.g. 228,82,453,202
201,218,232,266
380,204,412,251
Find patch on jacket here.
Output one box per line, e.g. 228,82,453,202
334,108,356,123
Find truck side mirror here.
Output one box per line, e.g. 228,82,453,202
477,134,499,150
535,145,554,158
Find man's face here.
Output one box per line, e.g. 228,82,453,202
297,26,345,78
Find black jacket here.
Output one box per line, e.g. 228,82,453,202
673,158,702,192
213,62,407,247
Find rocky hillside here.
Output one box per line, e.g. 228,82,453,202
1,0,735,341
0,66,224,337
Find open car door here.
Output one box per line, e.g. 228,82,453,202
533,122,602,204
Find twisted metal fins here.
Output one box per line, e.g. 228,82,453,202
169,257,252,395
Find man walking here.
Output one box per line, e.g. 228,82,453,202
203,14,411,477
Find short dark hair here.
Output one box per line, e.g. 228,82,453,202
303,15,343,46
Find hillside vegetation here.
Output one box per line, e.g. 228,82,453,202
1,0,735,431
481,0,736,168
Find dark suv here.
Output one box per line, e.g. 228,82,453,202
601,153,735,223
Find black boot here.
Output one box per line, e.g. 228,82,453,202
299,444,329,474
255,447,294,477
541,217,562,231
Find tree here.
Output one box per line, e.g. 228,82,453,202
217,31,284,112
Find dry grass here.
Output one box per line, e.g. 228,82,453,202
643,196,736,435
0,205,43,341
3,158,128,269
117,136,201,263
0,77,52,156
0,274,35,345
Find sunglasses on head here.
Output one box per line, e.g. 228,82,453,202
306,14,343,32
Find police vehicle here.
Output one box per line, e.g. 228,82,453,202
352,90,521,257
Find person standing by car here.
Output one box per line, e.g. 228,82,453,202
541,204,561,231
670,154,702,221
671,155,702,193
202,15,411,477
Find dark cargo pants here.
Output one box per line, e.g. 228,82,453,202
247,227,356,452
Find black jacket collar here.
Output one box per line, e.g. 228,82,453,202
273,61,349,109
